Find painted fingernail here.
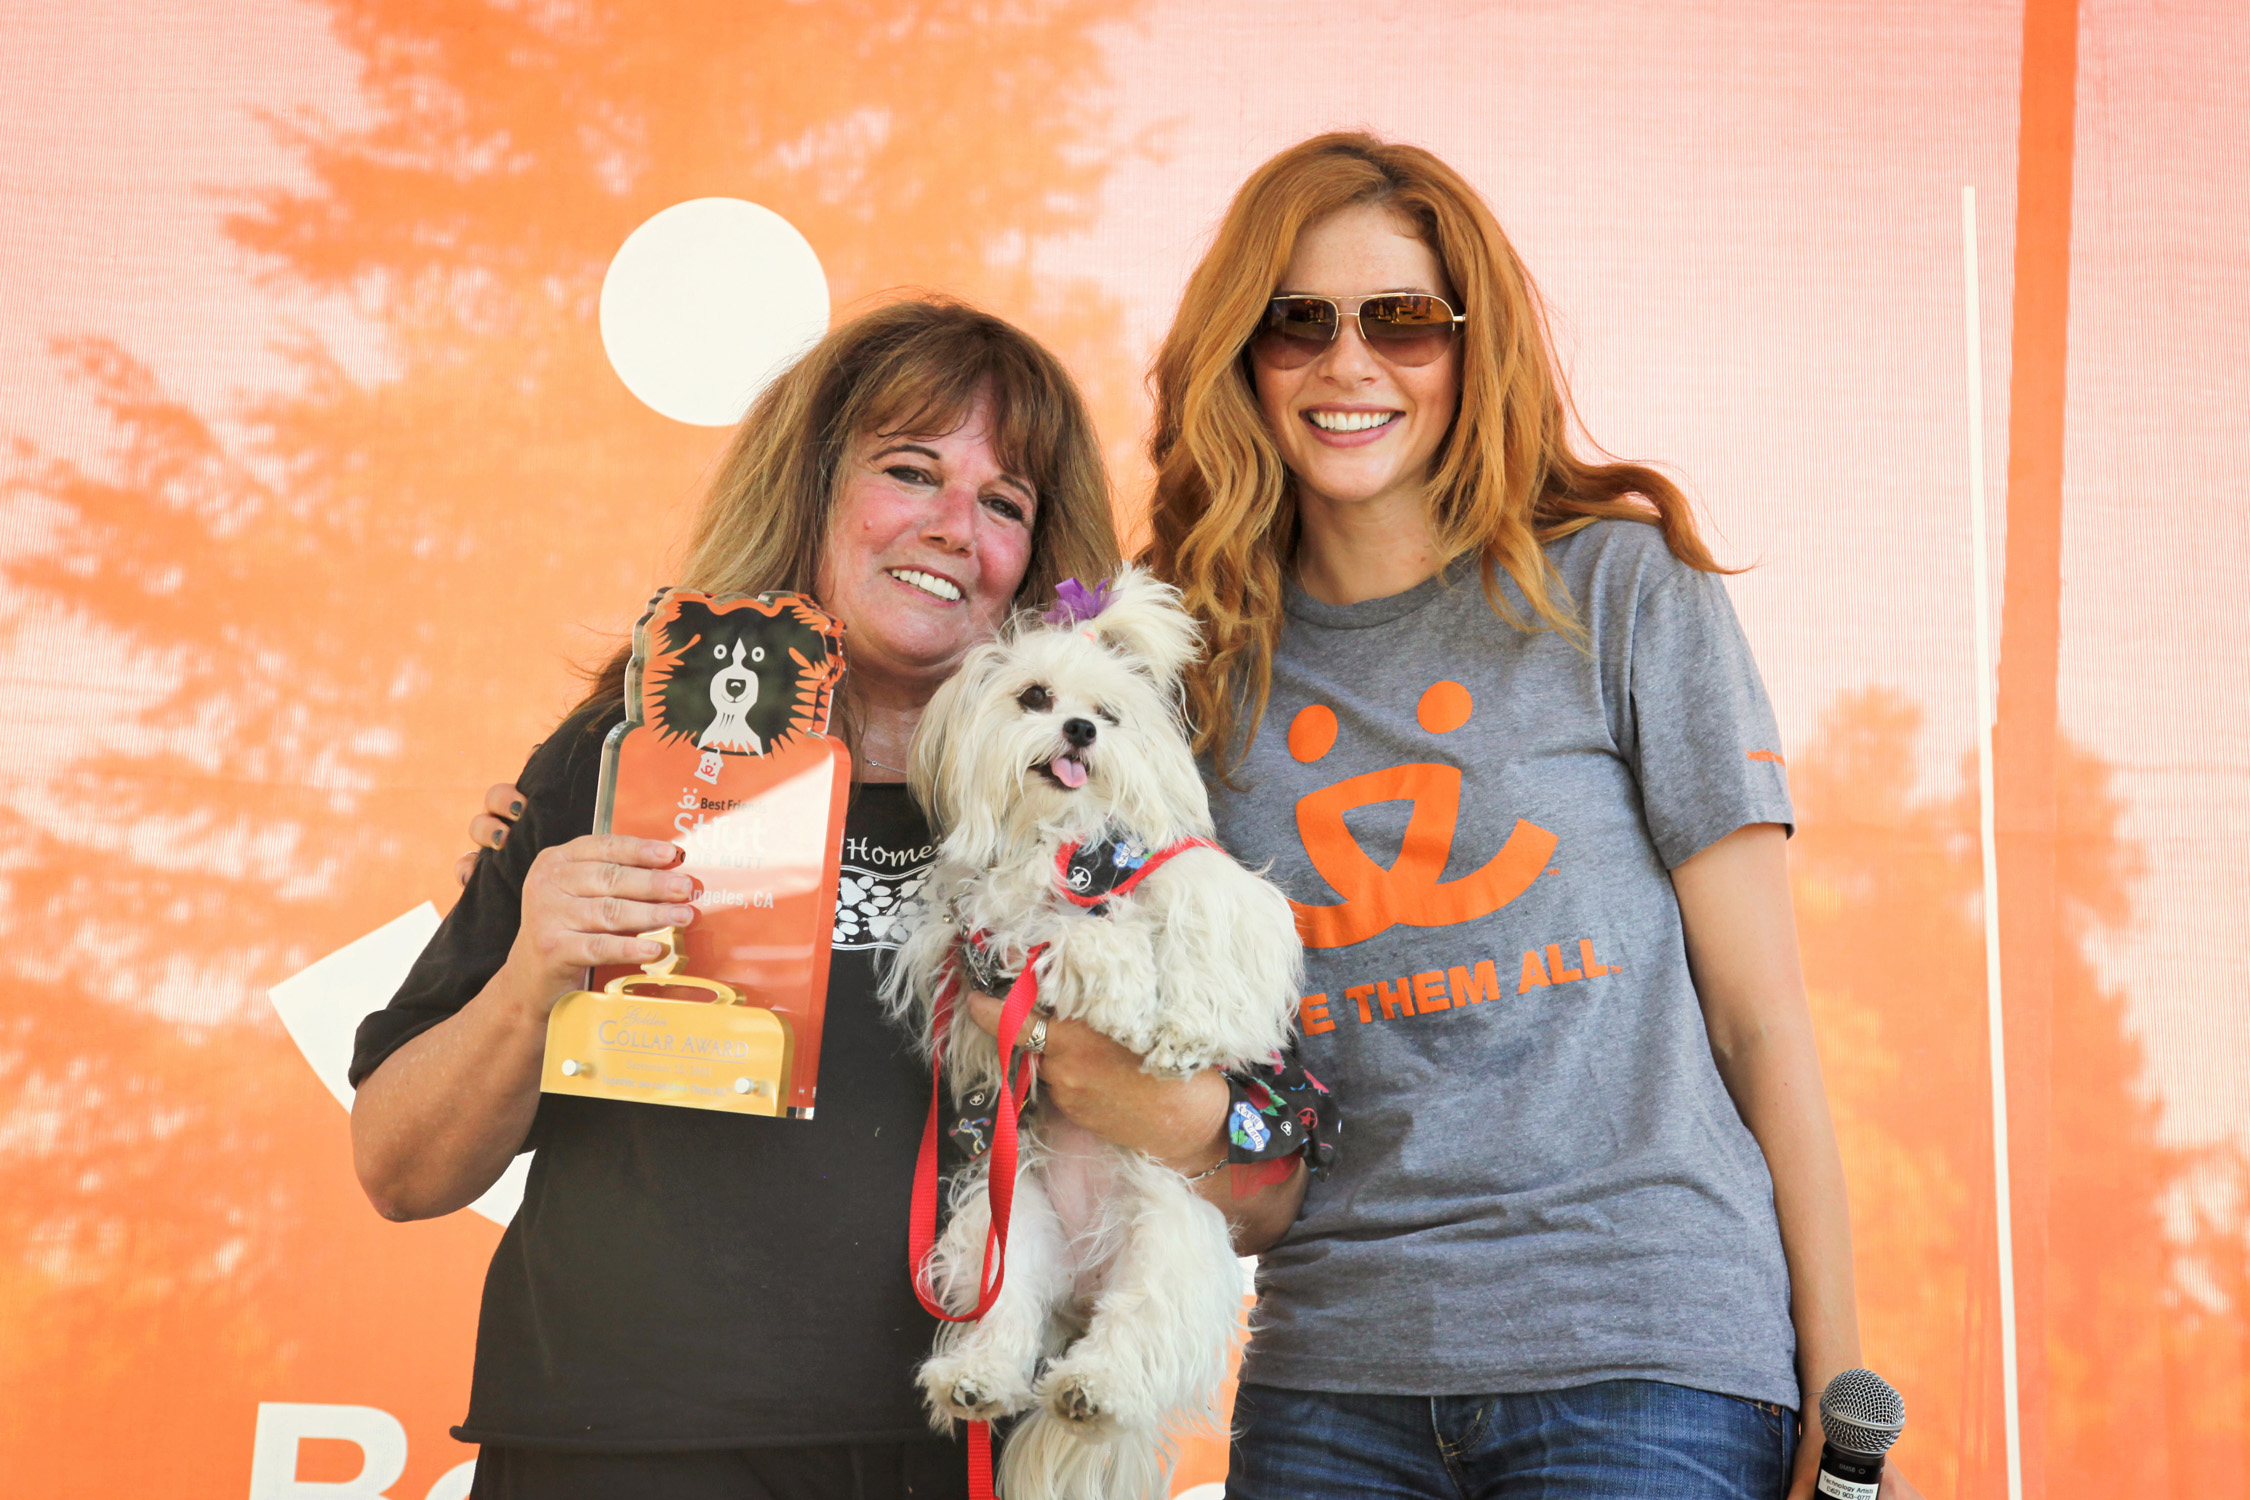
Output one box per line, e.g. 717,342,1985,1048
491,828,508,848
509,799,524,817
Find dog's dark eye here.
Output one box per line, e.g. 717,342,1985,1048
1017,684,1053,713
1095,706,1118,725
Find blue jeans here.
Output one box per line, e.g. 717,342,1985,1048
1227,1380,1797,1500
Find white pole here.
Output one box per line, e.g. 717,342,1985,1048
1961,183,2025,1500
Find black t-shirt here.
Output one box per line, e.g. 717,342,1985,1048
349,706,944,1450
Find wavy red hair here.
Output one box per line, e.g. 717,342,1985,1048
1142,132,1732,773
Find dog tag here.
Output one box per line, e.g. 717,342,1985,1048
547,587,850,1118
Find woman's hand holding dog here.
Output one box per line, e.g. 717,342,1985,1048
963,991,1308,1254
966,993,1228,1165
504,834,700,1017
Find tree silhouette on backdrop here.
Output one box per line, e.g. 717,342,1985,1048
1793,689,2247,1498
0,2,1142,1491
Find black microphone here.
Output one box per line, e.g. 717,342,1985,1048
1815,1368,1905,1499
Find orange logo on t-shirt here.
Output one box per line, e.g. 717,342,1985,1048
1286,682,1557,950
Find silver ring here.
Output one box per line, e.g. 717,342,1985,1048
1021,1018,1048,1054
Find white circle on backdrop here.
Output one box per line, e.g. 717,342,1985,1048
599,198,829,427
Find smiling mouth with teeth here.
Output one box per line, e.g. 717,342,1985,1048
1307,410,1399,433
886,567,963,602
1038,753,1089,790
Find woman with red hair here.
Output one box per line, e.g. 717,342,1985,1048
1136,132,1916,1500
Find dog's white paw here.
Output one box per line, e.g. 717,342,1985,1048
921,1351,1036,1423
1038,1358,1157,1435
1139,1033,1217,1080
1042,1367,1114,1433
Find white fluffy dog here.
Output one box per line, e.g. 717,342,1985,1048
886,567,1302,1500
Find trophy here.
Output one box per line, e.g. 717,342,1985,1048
540,588,849,1118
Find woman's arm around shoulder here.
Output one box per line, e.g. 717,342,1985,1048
453,781,527,886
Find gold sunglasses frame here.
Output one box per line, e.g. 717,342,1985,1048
1253,293,1467,359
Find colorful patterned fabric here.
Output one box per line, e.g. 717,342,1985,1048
1225,1048,1339,1177
940,1050,1337,1179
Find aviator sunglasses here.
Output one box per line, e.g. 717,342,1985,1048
1249,292,1466,370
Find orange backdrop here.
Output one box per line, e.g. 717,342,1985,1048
2,2,2245,1496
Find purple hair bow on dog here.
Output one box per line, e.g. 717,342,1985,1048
1044,577,1112,626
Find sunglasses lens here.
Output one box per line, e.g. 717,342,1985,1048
1251,297,1337,369
1360,295,1459,366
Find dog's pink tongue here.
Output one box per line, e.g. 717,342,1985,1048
1053,756,1088,789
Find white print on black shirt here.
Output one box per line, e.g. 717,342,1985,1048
833,841,933,951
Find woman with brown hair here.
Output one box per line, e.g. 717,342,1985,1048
348,299,1137,1499
1134,133,1921,1500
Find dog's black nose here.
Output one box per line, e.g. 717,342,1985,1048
1062,717,1097,748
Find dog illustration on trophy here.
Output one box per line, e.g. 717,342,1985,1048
648,596,843,763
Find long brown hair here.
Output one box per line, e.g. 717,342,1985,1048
580,298,1120,738
1143,132,1731,773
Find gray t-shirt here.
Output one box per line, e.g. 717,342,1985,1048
1211,519,1800,1407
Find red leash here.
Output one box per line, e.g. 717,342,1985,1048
909,946,1046,1500
909,947,1045,1323
905,832,1217,1497
908,839,1215,1320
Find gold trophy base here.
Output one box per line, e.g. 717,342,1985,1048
542,990,792,1116
540,931,791,1116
